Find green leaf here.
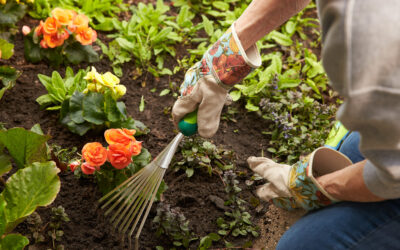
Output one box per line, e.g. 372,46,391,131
65,42,99,64
0,153,12,177
212,1,229,11
116,37,134,51
24,35,42,63
269,31,293,46
0,128,50,168
69,91,85,124
0,2,26,25
0,234,29,250
208,233,221,241
245,101,259,112
229,90,241,102
159,89,170,96
185,168,194,178
82,92,106,125
3,161,60,231
0,39,14,59
105,91,123,122
0,66,20,100
139,95,145,112
202,15,214,36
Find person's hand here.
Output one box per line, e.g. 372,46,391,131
172,23,261,138
248,147,352,210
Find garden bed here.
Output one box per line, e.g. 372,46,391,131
2,16,273,249
0,1,336,249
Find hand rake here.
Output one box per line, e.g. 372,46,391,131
99,111,198,249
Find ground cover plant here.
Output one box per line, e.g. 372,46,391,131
0,0,340,249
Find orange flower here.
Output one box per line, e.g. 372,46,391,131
75,27,97,45
129,141,142,156
39,39,48,48
107,143,133,169
43,17,60,35
35,21,44,36
52,8,76,26
69,14,89,33
104,129,136,147
43,33,65,48
82,142,107,167
81,162,96,175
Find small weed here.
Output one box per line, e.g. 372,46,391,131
153,202,197,248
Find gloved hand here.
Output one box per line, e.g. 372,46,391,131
248,147,352,210
172,23,261,138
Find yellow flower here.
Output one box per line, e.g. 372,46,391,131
87,83,97,92
0,0,6,5
114,85,126,97
102,72,120,87
84,67,104,85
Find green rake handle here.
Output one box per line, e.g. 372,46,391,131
178,110,198,136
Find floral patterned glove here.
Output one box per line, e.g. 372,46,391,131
172,23,261,138
248,147,352,211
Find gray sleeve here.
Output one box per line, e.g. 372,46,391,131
318,0,400,198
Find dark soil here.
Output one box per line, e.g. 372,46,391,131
1,16,273,249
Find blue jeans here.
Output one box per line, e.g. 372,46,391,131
277,132,400,250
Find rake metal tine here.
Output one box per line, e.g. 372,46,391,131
99,167,145,203
114,168,157,231
108,167,153,222
104,171,148,218
100,169,145,210
120,167,162,234
133,168,165,246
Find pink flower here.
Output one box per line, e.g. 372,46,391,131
69,161,81,172
22,25,31,36
81,162,96,175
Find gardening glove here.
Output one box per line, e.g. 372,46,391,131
172,23,261,138
248,147,352,211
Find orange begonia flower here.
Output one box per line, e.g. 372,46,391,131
43,17,60,35
75,27,97,45
81,162,96,175
82,142,107,167
43,33,65,48
107,143,133,169
35,21,44,36
129,141,142,156
39,39,48,48
52,8,76,26
104,129,136,147
69,14,89,33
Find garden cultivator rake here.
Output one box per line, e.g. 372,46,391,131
99,133,184,249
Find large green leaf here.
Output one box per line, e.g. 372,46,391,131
0,234,29,250
82,92,106,125
2,162,60,229
0,128,50,168
0,198,6,236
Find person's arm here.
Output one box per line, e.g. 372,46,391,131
236,0,311,50
316,160,384,202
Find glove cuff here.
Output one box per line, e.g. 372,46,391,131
200,22,261,90
289,147,352,210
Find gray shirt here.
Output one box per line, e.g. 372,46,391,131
318,0,400,198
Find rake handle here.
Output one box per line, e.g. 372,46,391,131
178,110,198,136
